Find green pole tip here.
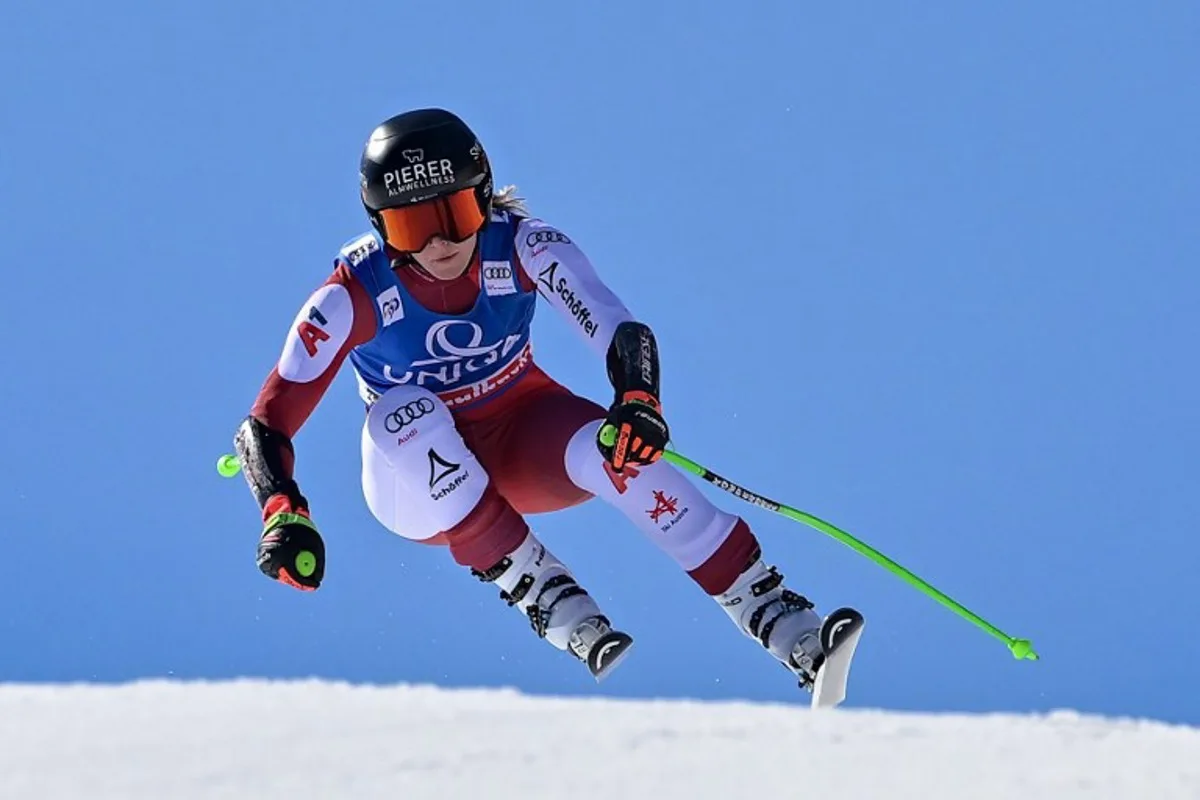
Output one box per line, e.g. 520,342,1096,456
599,424,618,447
216,454,241,478
1009,638,1038,661
295,550,317,578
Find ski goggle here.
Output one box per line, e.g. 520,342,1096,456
376,188,487,252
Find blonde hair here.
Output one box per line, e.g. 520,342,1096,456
493,184,530,216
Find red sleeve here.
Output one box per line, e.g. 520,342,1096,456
250,263,377,442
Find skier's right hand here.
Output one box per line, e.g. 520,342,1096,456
256,494,325,591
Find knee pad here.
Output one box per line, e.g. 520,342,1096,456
361,386,490,540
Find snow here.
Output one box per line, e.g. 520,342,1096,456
1,679,1197,799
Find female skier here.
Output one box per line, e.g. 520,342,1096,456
233,107,851,689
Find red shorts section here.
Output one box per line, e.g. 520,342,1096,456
435,366,608,571
457,367,607,514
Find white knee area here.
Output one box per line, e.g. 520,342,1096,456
565,419,736,571
487,531,604,651
361,385,489,541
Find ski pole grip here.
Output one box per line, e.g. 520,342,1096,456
599,424,618,447
217,454,241,477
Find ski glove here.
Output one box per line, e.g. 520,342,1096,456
234,417,323,590
257,494,325,591
599,392,669,470
598,321,670,471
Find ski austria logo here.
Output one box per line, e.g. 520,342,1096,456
647,491,679,524
278,283,353,384
647,490,689,533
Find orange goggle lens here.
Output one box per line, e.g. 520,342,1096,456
377,188,486,252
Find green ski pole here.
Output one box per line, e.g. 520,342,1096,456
596,429,1036,661
663,449,1037,661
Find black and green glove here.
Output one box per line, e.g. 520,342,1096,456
234,416,325,591
257,495,325,591
598,321,670,471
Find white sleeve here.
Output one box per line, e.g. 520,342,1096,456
515,217,636,359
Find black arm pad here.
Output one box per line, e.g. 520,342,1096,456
605,321,661,400
233,416,308,512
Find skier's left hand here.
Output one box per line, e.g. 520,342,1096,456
598,391,669,471
598,320,669,471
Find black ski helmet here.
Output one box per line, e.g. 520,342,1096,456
359,108,493,248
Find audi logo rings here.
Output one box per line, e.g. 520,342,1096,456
484,266,511,280
384,397,436,433
525,230,571,247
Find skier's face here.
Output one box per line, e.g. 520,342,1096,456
411,234,477,280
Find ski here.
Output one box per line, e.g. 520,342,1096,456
810,608,865,709
586,630,634,682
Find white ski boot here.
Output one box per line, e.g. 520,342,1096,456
716,559,864,707
473,531,633,681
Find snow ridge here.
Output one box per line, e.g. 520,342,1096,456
1,679,1197,799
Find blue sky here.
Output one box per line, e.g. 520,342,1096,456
3,2,1198,724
